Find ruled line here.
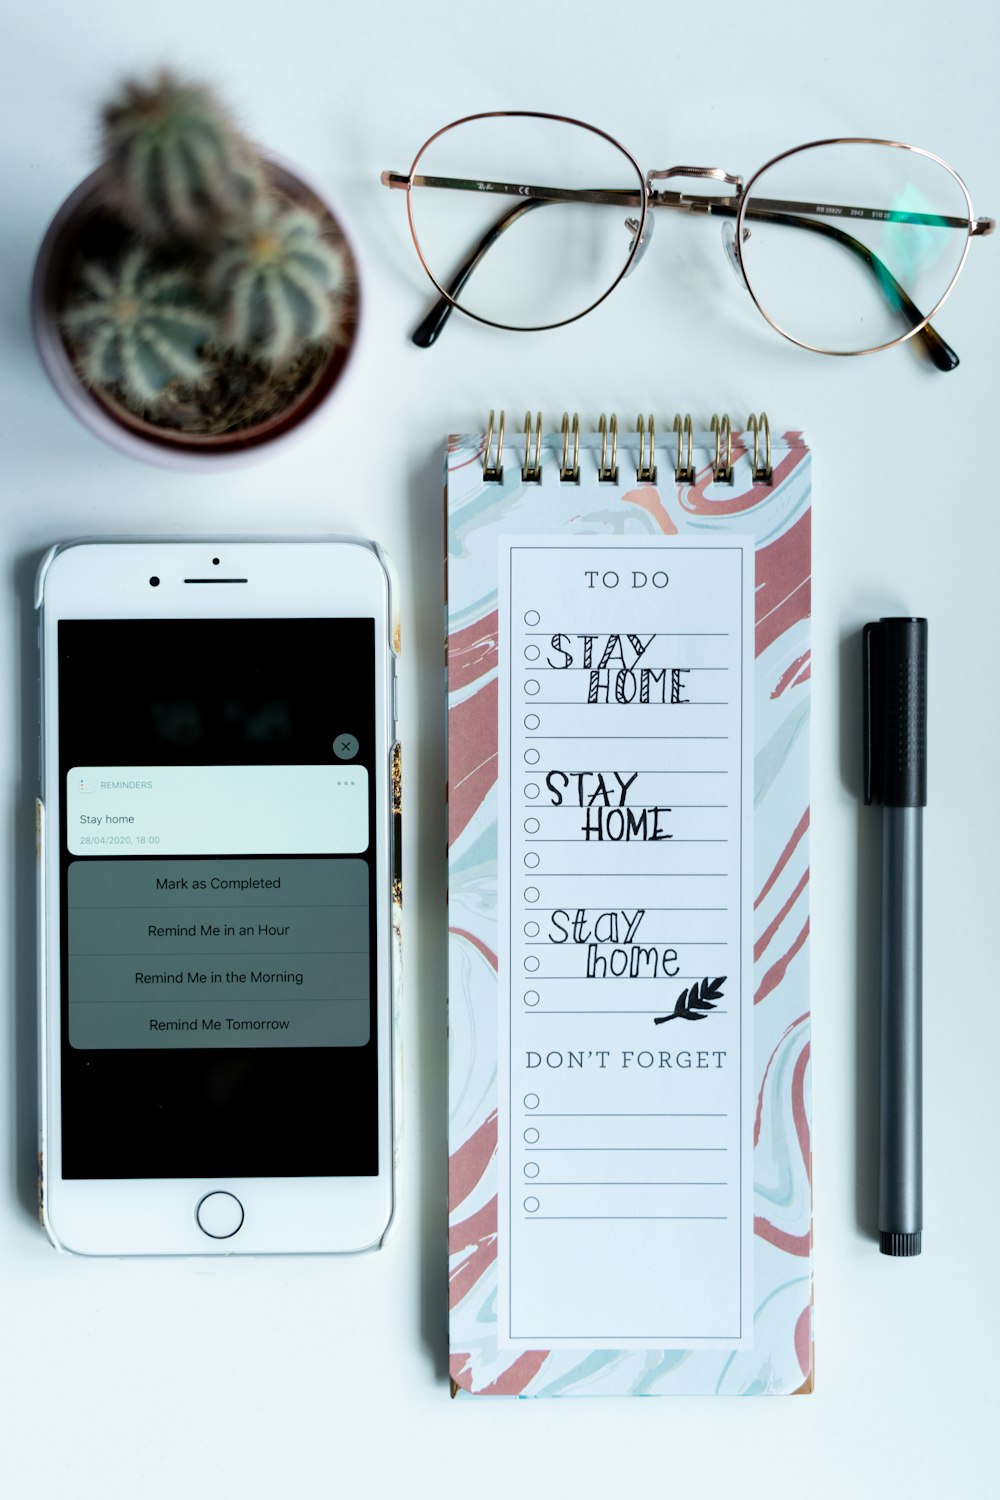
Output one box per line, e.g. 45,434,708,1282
525,1215,728,1221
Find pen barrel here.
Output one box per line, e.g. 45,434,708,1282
878,804,923,1255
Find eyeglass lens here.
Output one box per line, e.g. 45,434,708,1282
408,115,645,330
738,140,971,354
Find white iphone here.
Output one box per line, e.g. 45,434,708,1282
36,538,399,1255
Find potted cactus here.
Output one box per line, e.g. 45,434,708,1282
32,73,359,467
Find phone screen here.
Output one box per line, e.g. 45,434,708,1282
57,617,380,1180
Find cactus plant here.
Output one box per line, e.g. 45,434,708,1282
41,70,359,448
61,248,214,408
101,71,263,242
211,202,347,367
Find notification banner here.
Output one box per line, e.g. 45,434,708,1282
67,765,369,856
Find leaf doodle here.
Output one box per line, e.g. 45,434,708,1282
654,976,726,1025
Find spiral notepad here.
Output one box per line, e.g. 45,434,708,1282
447,411,813,1397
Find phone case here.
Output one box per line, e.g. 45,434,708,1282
35,535,402,1253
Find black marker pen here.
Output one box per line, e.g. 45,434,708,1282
863,617,927,1257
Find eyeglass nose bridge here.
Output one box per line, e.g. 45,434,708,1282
646,164,744,199
646,165,748,290
626,166,744,280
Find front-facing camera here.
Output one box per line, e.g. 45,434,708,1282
149,576,160,587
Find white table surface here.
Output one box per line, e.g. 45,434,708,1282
2,1,998,1494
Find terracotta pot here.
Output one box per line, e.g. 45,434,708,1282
31,160,360,471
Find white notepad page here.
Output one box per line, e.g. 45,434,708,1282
497,535,754,1349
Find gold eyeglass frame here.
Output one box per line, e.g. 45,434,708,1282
382,110,994,364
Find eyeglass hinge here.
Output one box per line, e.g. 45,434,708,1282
381,171,411,190
972,216,995,237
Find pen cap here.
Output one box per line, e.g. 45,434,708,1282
863,617,928,808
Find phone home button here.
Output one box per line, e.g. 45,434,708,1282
196,1191,245,1240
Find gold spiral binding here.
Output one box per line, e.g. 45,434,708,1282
636,413,656,482
673,413,696,484
560,412,580,483
522,411,543,483
710,413,733,484
483,408,505,482
598,414,619,483
482,408,771,487
747,411,772,484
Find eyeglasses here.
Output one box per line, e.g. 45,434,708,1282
381,111,993,368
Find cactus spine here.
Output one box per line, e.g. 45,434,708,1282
61,248,214,408
102,71,263,241
212,203,347,367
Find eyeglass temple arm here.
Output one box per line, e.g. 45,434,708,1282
410,196,546,348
